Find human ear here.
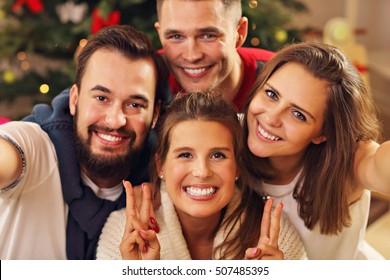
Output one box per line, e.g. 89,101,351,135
235,173,240,182
151,100,161,129
312,135,327,145
154,22,162,41
69,84,79,116
236,17,248,48
154,21,160,31
155,155,164,177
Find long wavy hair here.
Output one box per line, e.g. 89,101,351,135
242,41,382,234
151,90,264,259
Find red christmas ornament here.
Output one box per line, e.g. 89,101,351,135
91,8,121,34
353,62,368,73
12,0,44,14
0,117,11,124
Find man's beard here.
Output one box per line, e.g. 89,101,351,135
73,113,143,180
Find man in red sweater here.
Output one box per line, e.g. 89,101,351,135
155,0,274,111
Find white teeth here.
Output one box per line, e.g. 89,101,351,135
258,127,280,141
98,133,123,142
185,187,216,197
184,67,206,75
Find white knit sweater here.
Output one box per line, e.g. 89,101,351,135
96,186,307,260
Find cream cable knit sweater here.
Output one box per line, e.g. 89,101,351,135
96,185,307,260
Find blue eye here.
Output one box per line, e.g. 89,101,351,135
168,34,183,40
202,34,216,40
293,111,307,121
265,89,277,100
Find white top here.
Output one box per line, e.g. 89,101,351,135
0,122,67,259
255,172,384,259
96,184,307,260
80,172,123,202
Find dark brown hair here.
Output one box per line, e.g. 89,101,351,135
75,24,168,105
242,41,382,234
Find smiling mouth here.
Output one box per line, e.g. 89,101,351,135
97,132,125,142
89,124,135,145
185,186,216,197
257,125,281,141
183,67,208,75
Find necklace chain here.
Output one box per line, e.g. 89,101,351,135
261,187,294,201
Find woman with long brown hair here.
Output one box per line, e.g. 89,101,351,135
242,41,390,259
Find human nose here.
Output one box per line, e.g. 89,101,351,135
182,39,203,62
192,158,213,179
265,106,283,127
105,104,126,129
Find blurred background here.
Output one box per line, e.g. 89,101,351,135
0,0,389,258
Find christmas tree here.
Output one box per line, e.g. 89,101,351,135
0,0,308,113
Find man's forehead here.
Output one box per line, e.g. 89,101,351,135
159,3,232,29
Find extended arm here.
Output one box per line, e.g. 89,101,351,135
0,137,23,190
355,140,390,195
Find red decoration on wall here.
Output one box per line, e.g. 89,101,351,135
12,0,44,14
354,62,368,73
0,117,11,124
91,8,121,34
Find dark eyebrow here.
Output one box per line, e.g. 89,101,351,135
163,28,179,37
265,82,316,121
164,27,221,37
90,84,150,105
210,147,233,153
198,27,221,34
90,84,111,93
172,147,193,153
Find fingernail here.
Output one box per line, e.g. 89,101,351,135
252,247,259,255
151,224,160,234
122,180,126,185
150,216,156,225
148,225,159,233
142,183,146,191
280,202,284,208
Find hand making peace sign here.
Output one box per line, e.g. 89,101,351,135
119,181,160,260
244,198,284,260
